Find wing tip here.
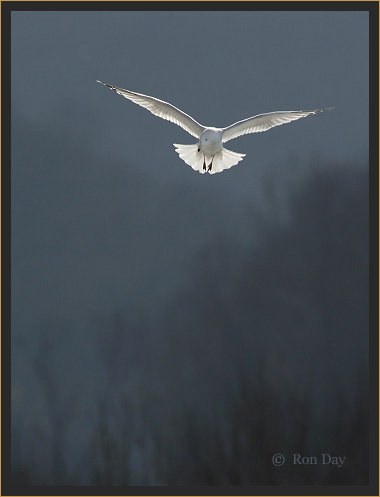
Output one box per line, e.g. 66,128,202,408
96,80,115,91
315,107,334,113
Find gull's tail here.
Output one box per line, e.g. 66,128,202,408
173,144,245,174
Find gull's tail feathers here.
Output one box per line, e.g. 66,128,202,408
173,144,206,173
173,144,245,174
211,147,246,174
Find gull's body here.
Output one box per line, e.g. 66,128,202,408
97,80,332,174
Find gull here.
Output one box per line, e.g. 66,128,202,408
97,80,332,175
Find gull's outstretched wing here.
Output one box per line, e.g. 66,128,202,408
222,108,333,143
97,81,205,139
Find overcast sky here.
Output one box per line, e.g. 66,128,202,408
12,9,368,165
11,8,369,318
10,6,369,366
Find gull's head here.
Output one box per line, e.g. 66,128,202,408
198,128,223,153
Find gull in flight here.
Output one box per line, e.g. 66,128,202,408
97,80,332,175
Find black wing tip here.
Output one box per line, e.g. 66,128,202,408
290,107,334,115
316,107,334,113
299,107,334,116
96,80,116,91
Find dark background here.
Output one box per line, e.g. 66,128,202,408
10,7,369,486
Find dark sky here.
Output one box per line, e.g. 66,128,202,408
11,9,368,325
12,10,368,168
10,8,370,485
11,9,369,179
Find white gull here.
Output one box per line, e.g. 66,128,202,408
97,80,332,175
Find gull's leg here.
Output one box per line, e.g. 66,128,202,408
203,157,206,171
208,159,213,172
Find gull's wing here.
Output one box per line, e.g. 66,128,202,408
97,81,205,139
222,108,332,143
